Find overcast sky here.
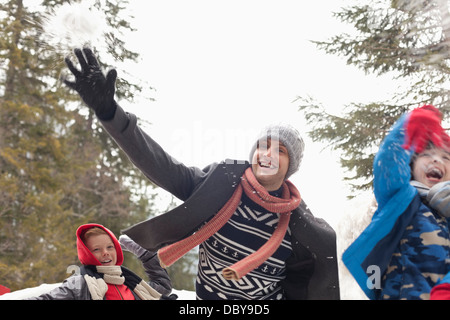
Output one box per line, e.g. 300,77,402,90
116,0,398,227
36,0,399,228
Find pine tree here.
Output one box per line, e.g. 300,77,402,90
166,250,197,291
297,0,450,194
0,0,157,290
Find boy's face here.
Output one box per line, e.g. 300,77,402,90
251,138,290,191
85,234,117,266
412,147,450,188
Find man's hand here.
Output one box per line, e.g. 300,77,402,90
64,47,117,120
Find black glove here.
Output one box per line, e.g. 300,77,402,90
64,47,117,120
161,293,178,300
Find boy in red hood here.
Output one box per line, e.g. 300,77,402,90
28,223,175,300
77,224,123,267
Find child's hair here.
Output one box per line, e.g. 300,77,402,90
81,227,109,243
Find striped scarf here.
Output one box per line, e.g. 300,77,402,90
81,265,163,300
410,180,450,218
157,167,301,280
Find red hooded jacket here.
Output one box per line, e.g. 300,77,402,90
76,223,134,300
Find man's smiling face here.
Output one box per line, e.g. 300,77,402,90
251,138,290,191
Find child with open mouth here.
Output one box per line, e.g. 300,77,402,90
343,105,450,300
26,224,175,300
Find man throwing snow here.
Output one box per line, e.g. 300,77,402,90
64,48,339,300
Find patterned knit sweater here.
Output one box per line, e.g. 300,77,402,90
196,189,292,300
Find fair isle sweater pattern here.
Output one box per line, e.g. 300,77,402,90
196,191,292,300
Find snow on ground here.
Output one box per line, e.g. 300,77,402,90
0,282,195,300
0,283,61,300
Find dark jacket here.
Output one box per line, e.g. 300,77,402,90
343,113,450,300
27,223,172,300
102,105,340,300
26,251,172,300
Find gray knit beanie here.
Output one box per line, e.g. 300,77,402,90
249,124,305,180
